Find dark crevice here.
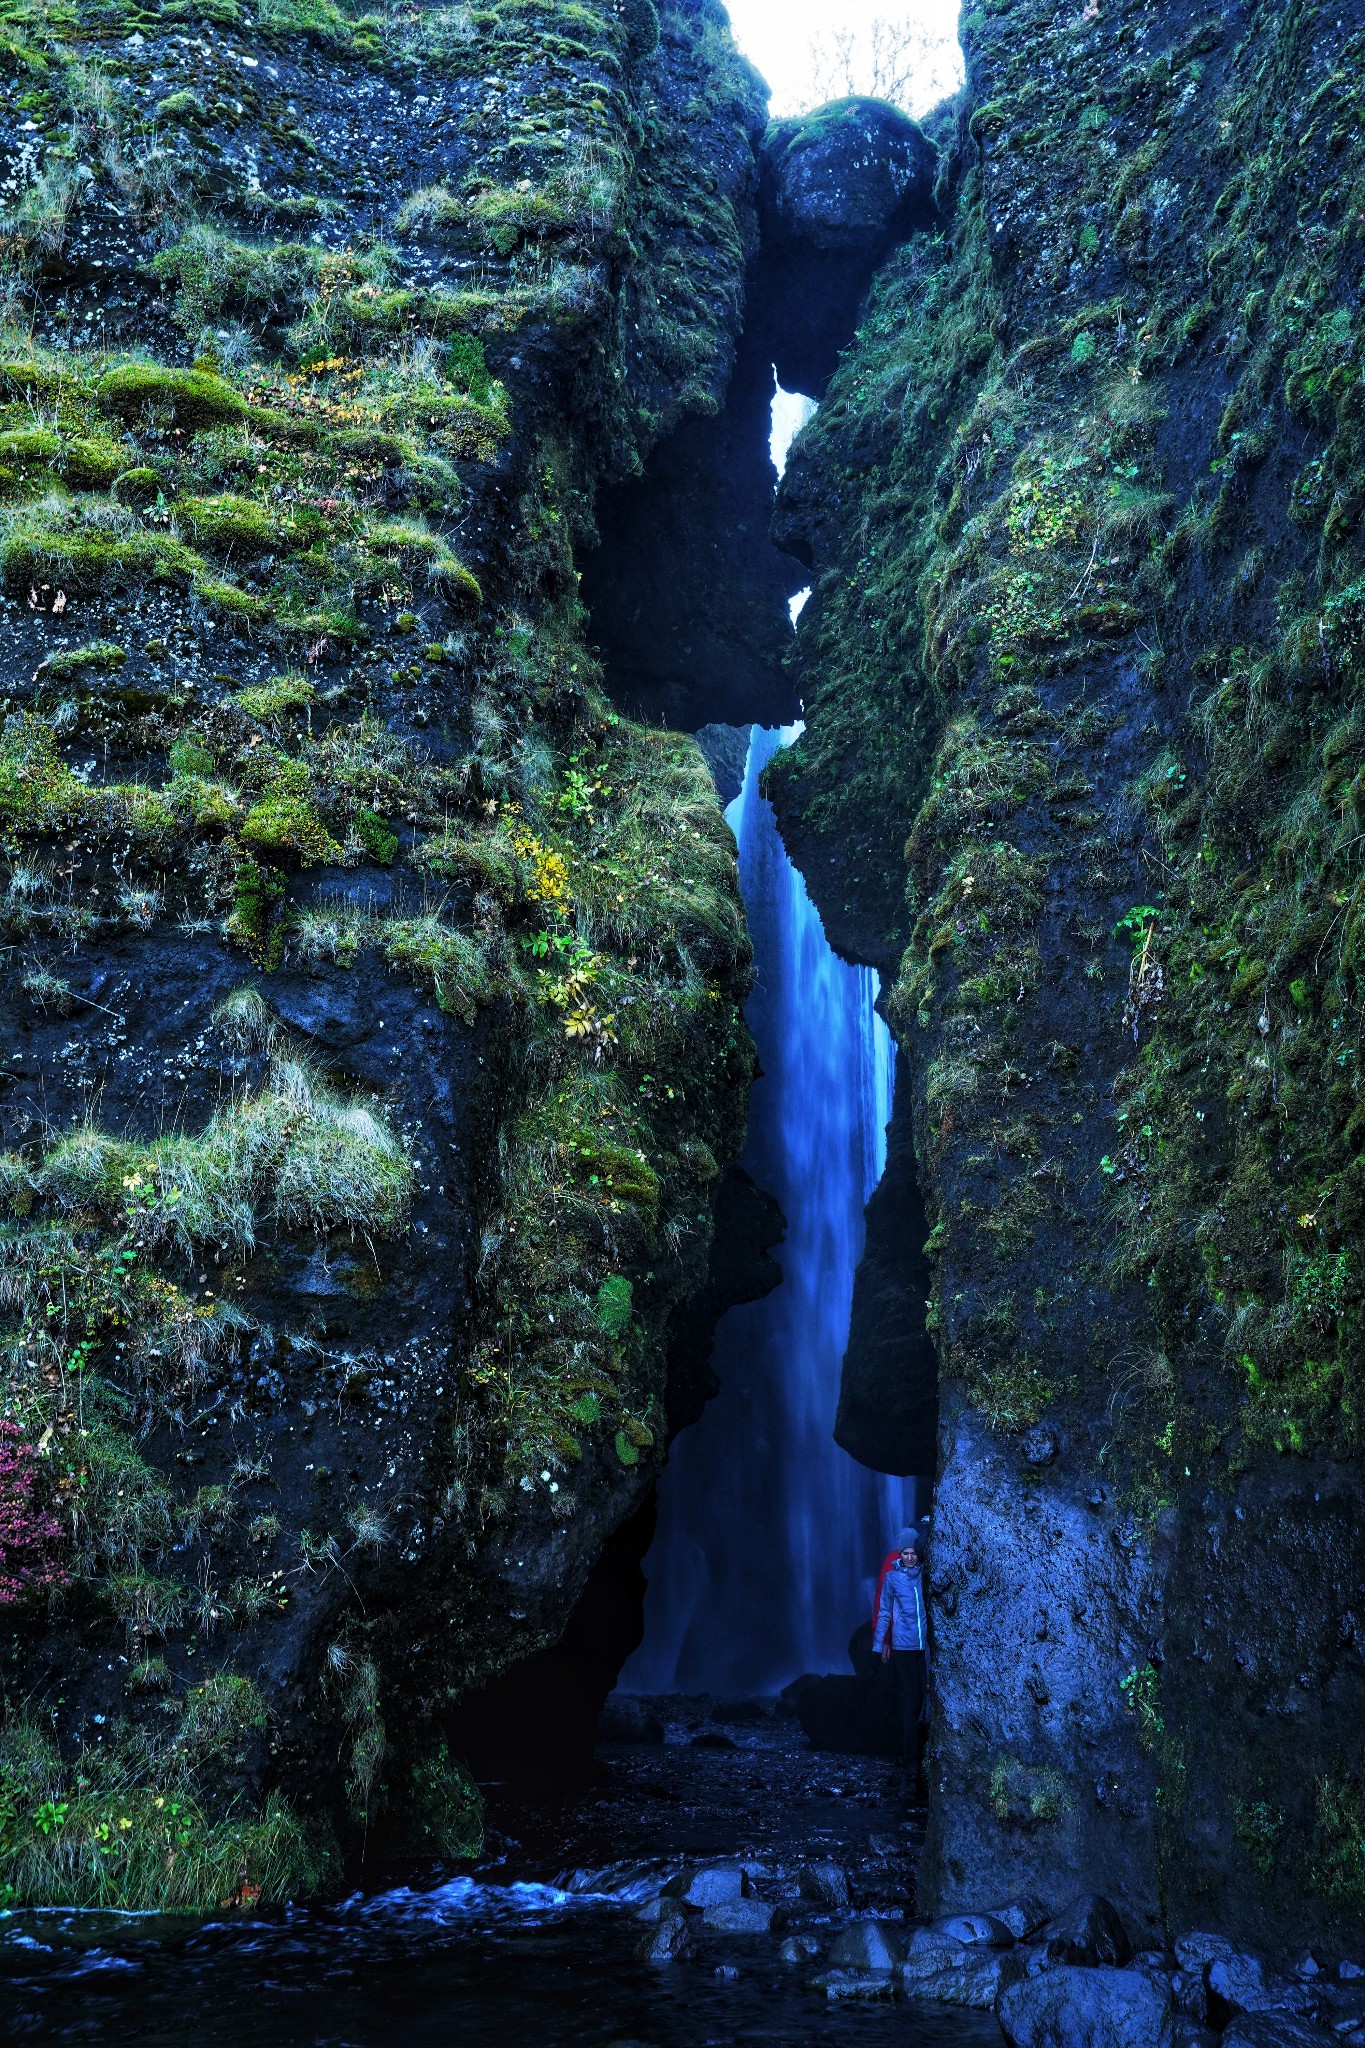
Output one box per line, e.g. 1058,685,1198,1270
836,1058,938,1478
457,97,944,1767
579,320,804,733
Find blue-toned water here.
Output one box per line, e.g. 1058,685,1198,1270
622,725,911,1695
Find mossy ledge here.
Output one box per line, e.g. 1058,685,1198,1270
772,0,1365,1960
0,0,763,1908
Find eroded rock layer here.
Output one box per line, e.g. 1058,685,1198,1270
773,0,1365,1957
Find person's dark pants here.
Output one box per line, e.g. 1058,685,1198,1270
892,1649,926,1765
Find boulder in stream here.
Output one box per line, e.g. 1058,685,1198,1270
1221,2020,1338,2048
702,1897,782,1935
670,1863,748,1908
999,1966,1175,2048
935,1911,1015,1948
800,1860,851,1908
992,1897,1053,1941
638,1905,696,1965
1043,1895,1133,1968
828,1920,910,1972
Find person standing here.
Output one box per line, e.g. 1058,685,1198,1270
873,1526,928,1768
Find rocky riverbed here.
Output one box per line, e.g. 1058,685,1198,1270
7,1694,1365,2045
488,1697,1365,2048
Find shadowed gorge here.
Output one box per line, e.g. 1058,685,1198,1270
5,0,1365,2035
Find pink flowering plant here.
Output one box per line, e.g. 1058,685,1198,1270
0,1421,68,1606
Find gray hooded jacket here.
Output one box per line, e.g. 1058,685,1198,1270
873,1560,928,1654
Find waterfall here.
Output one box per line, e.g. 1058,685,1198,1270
621,724,911,1696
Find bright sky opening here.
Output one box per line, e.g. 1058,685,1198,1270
723,0,964,119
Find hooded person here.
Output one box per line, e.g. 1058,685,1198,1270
872,1521,927,1632
872,1526,929,1767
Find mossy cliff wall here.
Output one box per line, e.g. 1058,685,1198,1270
772,0,1365,1956
0,0,770,1905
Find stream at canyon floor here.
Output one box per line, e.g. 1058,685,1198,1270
2,1704,996,2047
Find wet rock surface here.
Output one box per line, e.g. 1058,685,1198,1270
999,1965,1173,2047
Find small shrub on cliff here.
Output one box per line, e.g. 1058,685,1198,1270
1311,1774,1365,1910
405,1742,484,1857
988,1754,1070,1828
0,1422,68,1606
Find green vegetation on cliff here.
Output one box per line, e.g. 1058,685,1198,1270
775,0,1365,1952
0,0,763,1909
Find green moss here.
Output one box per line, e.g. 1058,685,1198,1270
383,915,493,1022
594,1274,633,1335
194,579,274,624
60,437,125,489
168,733,216,776
988,1754,1071,1828
111,467,164,508
226,857,286,965
417,828,525,901
240,791,342,866
37,640,126,678
233,674,315,721
0,520,203,599
355,808,397,864
0,714,88,837
154,87,204,120
96,364,247,429
179,494,289,556
147,228,321,335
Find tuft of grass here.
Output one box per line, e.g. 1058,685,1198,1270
383,915,493,1022
36,641,126,679
291,902,372,968
34,1057,412,1251
21,969,74,1016
0,1717,331,1910
211,985,277,1054
233,673,314,722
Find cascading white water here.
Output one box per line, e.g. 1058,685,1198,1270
621,721,914,1694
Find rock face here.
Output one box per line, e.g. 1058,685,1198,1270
835,1061,938,1475
578,325,805,733
999,1966,1174,2048
0,0,776,1905
753,98,938,395
771,0,1365,1967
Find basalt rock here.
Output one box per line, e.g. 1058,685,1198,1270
1221,2021,1338,2048
903,1943,1028,2010
771,0,1365,1961
753,98,938,396
828,1918,910,1972
0,0,775,1905
999,1966,1175,2048
1044,1896,1133,1970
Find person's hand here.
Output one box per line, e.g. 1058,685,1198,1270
880,1642,892,1665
